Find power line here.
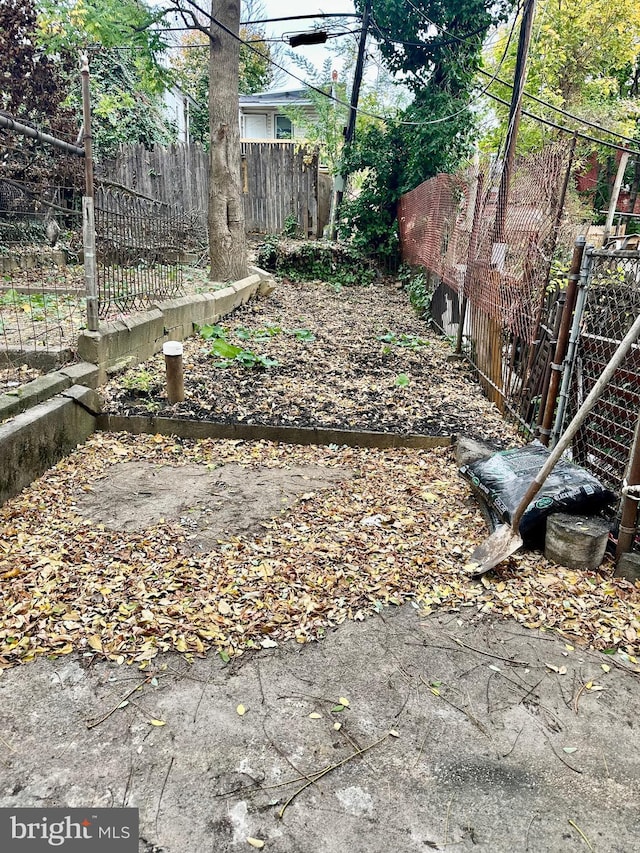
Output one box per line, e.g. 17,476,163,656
484,89,640,157
478,68,640,148
403,0,640,150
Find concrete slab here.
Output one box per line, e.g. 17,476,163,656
0,606,636,852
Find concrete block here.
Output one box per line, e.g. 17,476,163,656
456,436,497,468
0,394,96,505
545,513,610,569
61,384,103,415
212,286,241,318
59,361,100,389
615,552,640,583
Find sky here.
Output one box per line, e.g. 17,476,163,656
253,1,358,89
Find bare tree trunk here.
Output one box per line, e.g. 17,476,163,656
208,0,247,282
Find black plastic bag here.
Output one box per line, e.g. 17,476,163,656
460,442,615,541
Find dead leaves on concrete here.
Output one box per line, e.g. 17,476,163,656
0,432,639,671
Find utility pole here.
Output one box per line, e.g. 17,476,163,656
491,0,537,257
330,0,371,239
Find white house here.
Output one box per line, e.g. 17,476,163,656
239,89,319,141
161,85,198,143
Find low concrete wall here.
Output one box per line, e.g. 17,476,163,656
78,273,265,383
0,385,101,505
0,362,99,423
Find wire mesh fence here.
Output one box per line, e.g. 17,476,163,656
399,141,581,426
94,184,204,316
566,248,640,492
0,130,86,395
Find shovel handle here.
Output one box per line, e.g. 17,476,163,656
512,311,640,532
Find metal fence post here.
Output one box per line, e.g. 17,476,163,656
538,235,586,444
549,246,594,446
81,52,99,331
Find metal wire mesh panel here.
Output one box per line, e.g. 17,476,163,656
95,186,192,316
0,142,85,395
569,249,640,491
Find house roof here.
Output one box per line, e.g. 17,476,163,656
239,88,313,108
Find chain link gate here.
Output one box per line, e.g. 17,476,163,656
553,246,640,497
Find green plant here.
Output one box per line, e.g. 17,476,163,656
378,330,429,349
199,324,278,370
398,266,432,318
122,368,159,395
282,213,299,239
394,373,410,388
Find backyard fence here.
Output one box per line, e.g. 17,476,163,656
0,129,86,393
101,141,331,238
94,184,194,316
398,144,640,513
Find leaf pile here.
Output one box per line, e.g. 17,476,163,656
1,433,639,671
101,277,517,445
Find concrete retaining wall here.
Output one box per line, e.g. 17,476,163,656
78,273,265,383
0,385,101,505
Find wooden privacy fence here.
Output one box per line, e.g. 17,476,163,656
100,141,330,238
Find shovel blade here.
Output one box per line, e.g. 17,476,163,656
466,524,523,577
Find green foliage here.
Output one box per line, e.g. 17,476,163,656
198,324,278,370
481,0,640,155
394,373,410,388
398,265,432,317
282,213,300,239
257,237,376,287
169,18,274,147
121,368,160,395
341,0,515,261
378,330,429,349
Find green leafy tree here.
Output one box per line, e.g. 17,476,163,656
0,0,78,185
341,0,514,259
482,0,640,152
170,7,273,146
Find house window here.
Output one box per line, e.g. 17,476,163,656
243,113,268,139
275,115,293,139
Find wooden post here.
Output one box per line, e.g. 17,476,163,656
603,148,630,243
164,341,185,403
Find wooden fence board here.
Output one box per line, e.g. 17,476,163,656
101,142,328,237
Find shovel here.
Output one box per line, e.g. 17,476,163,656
467,311,640,576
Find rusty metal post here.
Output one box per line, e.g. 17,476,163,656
615,410,640,562
537,236,586,444
80,52,99,331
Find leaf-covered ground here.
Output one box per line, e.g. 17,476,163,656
1,433,639,672
101,277,517,444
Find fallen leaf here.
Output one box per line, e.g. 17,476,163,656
601,664,611,673
87,635,103,653
246,838,265,849
309,712,322,719
338,696,350,707
149,719,166,727
237,704,246,716
333,722,342,731
562,747,578,754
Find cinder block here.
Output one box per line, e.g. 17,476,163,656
615,552,640,583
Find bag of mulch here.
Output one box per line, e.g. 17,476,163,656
460,442,616,542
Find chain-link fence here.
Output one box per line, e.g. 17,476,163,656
562,248,640,492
